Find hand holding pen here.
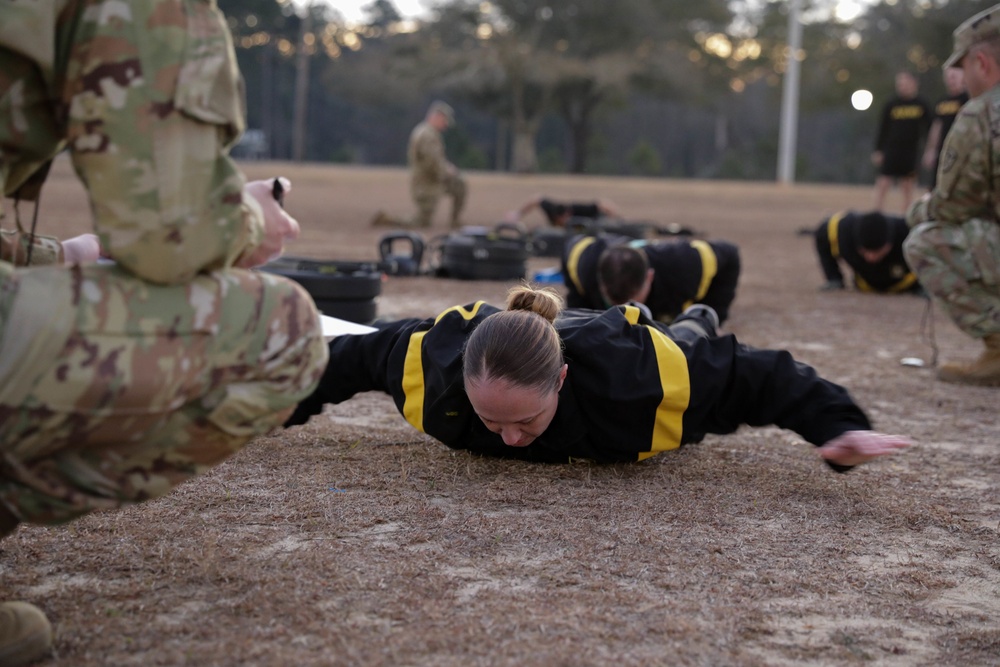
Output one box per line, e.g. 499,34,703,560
235,177,300,268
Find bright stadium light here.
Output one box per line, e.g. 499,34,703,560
852,89,873,111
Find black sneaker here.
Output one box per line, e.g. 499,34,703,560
677,304,720,337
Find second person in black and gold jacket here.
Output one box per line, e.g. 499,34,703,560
560,234,741,323
814,210,920,294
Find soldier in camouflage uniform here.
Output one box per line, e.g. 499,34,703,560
904,3,1000,386
0,2,329,663
407,101,466,229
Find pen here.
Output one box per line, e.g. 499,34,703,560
271,177,285,208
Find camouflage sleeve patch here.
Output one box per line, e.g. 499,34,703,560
924,97,994,225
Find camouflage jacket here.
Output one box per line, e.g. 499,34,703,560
908,82,1000,228
407,121,449,189
0,0,264,282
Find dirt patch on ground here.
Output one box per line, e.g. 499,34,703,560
3,157,999,666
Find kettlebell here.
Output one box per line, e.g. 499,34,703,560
490,221,528,243
378,232,425,276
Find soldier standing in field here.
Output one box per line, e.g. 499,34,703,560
922,68,969,189
0,3,329,664
407,101,467,229
872,71,932,214
904,3,1000,386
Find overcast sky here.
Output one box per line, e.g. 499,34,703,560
325,0,872,26
327,0,432,25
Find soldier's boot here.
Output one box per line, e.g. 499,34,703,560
448,201,463,229
448,183,467,230
937,334,1000,386
370,210,397,228
0,602,53,667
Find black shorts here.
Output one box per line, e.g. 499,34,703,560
879,148,919,178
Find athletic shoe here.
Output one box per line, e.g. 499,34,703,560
679,304,720,336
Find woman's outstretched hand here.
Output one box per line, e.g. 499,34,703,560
818,430,912,467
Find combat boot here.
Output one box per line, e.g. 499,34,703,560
0,602,52,666
937,334,1000,386
370,211,396,228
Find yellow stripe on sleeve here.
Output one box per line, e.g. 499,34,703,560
681,240,719,311
636,325,691,461
689,240,718,301
857,273,918,293
888,273,918,293
401,301,487,432
566,237,597,295
827,211,845,259
434,301,486,324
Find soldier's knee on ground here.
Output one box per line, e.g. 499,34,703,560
413,195,439,227
447,176,467,200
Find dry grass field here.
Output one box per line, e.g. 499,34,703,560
3,155,999,666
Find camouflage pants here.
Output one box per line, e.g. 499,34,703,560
903,217,1000,338
412,174,467,228
0,262,328,532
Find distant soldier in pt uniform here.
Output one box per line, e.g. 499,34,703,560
561,234,741,324
0,3,329,664
505,196,621,228
872,71,932,214
922,68,969,189
904,3,1000,386
407,101,467,229
813,211,921,294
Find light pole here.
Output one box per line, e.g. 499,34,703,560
292,7,313,162
777,0,803,184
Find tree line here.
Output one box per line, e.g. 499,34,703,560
217,0,989,184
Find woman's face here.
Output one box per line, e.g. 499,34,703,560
466,365,568,448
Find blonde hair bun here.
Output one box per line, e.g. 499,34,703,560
506,284,564,323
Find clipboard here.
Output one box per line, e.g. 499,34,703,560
321,314,377,341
